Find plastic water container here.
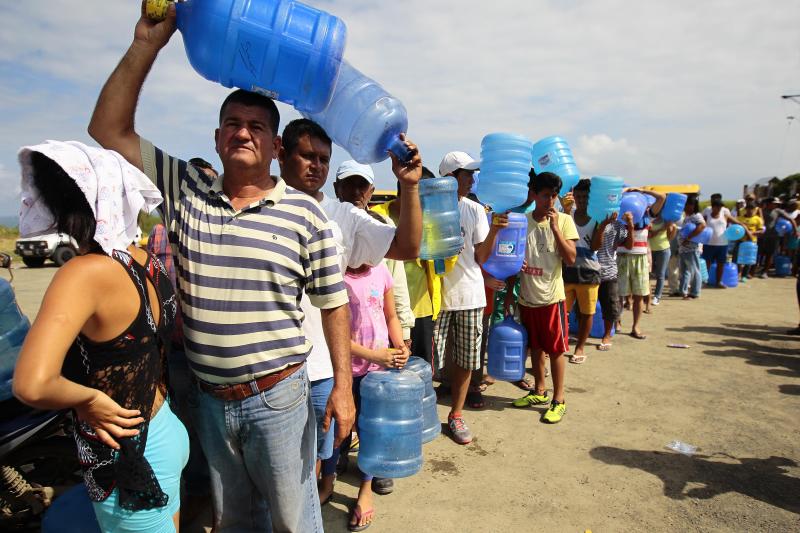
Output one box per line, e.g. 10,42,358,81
41,484,102,533
725,224,745,241
699,258,709,283
568,301,614,339
775,255,792,277
0,279,30,402
358,369,424,478
619,192,648,225
680,222,697,240
693,227,713,244
482,212,527,280
418,177,463,264
303,60,411,163
737,241,757,265
476,133,533,213
404,357,440,444
708,262,739,288
531,136,580,193
486,316,528,382
775,218,793,237
166,0,347,113
661,193,687,222
587,176,624,223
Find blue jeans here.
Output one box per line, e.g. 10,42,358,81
189,365,322,533
310,377,335,461
679,251,702,297
651,249,671,299
321,374,372,482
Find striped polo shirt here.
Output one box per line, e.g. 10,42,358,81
140,139,348,385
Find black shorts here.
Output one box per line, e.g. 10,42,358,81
598,279,621,322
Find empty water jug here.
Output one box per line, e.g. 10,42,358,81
482,212,527,280
153,0,348,113
680,222,697,240
486,316,528,381
661,193,687,222
725,224,745,241
0,279,30,402
568,301,614,339
737,241,757,265
775,218,793,237
708,262,738,288
619,192,648,225
303,60,411,163
531,136,580,193
476,133,533,213
587,176,624,223
404,357,440,444
358,369,424,478
774,255,792,277
693,227,713,244
699,258,709,283
418,177,463,267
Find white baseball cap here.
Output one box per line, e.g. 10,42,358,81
438,151,480,177
335,160,374,184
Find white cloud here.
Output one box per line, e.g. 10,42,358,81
575,134,641,180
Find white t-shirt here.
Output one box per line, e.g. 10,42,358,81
441,197,490,311
305,193,396,381
703,206,730,246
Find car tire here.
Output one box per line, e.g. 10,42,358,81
21,257,46,268
53,246,76,266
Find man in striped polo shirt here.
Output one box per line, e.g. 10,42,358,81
88,8,352,532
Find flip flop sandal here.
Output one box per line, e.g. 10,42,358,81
466,390,485,409
514,377,536,391
569,354,588,364
348,506,375,532
596,343,612,352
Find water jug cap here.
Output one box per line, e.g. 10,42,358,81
439,151,480,177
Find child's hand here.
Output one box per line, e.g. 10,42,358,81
375,348,407,369
395,345,411,369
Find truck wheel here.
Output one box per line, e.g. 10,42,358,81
22,257,45,268
53,246,76,266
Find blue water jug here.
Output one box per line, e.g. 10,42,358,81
476,133,533,213
0,279,30,402
418,177,463,269
358,369,424,478
619,192,648,225
531,136,580,193
680,222,696,240
404,357,440,444
568,302,614,339
699,258,709,283
587,176,624,223
721,262,739,288
737,241,757,265
482,212,527,280
774,255,792,277
725,224,745,241
170,0,347,113
302,60,411,163
486,316,528,381
693,227,713,244
775,218,793,237
41,484,102,533
660,193,687,222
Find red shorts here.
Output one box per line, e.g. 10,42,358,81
519,302,569,357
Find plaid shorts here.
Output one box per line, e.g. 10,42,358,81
433,308,484,371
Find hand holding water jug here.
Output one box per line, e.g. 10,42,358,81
388,134,422,186
138,0,179,50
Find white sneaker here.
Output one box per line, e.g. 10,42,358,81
652,297,660,306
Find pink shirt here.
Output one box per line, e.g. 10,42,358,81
345,263,394,377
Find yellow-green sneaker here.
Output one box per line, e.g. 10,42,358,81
512,390,549,408
542,400,566,424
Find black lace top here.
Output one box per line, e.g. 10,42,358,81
65,250,178,511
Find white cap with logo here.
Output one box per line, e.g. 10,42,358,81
335,160,375,184
438,151,480,177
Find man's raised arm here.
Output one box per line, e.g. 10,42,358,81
88,1,177,169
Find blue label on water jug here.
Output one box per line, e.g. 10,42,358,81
538,154,551,168
497,241,515,256
251,85,279,100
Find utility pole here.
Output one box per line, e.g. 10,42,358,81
782,94,800,104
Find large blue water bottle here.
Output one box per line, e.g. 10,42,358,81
699,258,709,283
721,262,739,287
661,193,687,222
737,241,757,265
568,302,614,338
418,176,463,273
486,316,528,382
482,212,527,280
302,60,411,163
358,369,424,478
774,255,792,277
587,176,624,223
0,279,30,402
775,218,793,237
531,136,581,193
619,192,648,225
161,0,347,113
476,133,533,213
404,357,440,444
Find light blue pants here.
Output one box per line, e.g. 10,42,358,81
679,251,702,297
651,249,671,299
189,365,322,533
310,377,335,461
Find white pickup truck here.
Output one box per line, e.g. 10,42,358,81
14,232,78,268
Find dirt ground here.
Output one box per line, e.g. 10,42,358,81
5,264,800,533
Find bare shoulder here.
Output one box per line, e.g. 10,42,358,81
49,254,121,293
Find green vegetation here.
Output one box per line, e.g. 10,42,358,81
0,225,19,257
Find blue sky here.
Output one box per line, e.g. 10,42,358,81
1,0,799,222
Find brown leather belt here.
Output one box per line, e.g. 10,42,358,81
197,363,303,401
